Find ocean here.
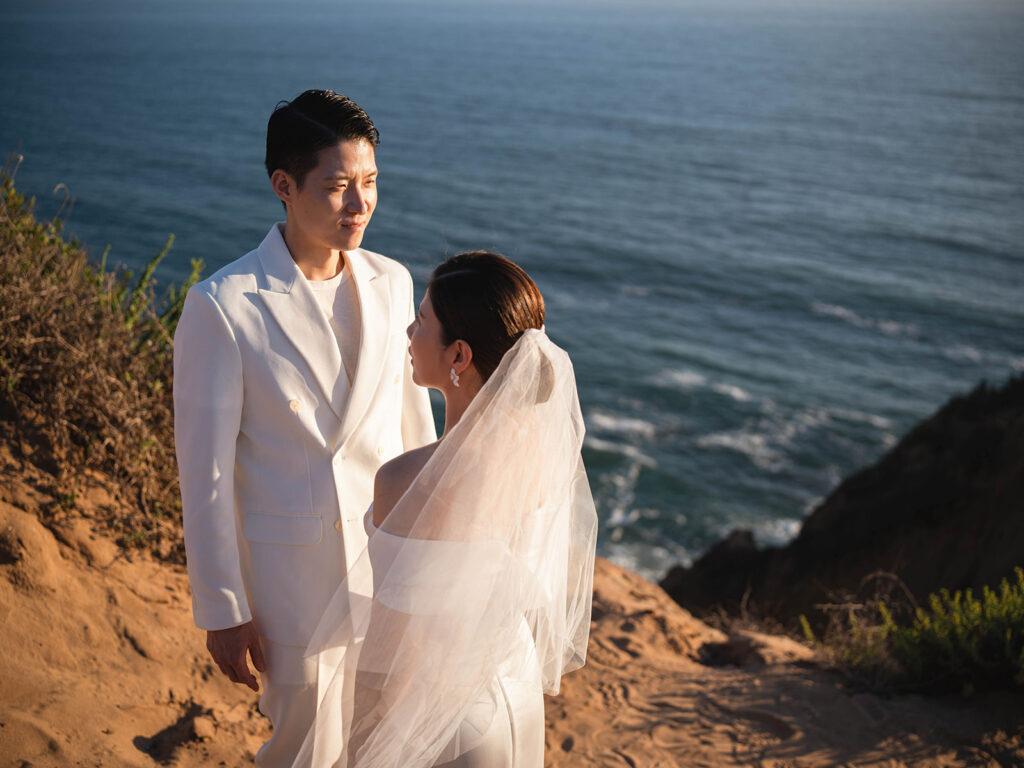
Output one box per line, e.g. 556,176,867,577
2,0,1022,579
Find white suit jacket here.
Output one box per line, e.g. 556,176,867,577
173,223,436,647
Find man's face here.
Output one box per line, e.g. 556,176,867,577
285,139,378,254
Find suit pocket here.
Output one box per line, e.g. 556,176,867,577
243,512,323,546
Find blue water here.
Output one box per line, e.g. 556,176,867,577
2,0,1022,579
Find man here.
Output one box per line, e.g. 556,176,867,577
173,89,436,766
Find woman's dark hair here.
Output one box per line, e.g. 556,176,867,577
265,89,379,188
428,251,545,382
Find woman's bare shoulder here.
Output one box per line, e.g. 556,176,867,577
373,442,439,524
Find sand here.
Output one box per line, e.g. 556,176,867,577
2,460,1021,768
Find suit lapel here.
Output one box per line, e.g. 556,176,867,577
256,225,348,422
338,249,391,448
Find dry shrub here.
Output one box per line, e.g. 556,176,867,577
0,163,200,559
797,572,910,691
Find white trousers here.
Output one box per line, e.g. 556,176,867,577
255,641,319,768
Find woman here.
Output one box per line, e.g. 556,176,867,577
296,252,597,768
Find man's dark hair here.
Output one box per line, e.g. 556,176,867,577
265,89,379,188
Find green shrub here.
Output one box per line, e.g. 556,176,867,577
0,164,201,558
880,567,1024,693
803,568,1024,694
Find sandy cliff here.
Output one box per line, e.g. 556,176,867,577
2,444,1021,767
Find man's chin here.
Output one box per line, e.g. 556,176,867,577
326,232,362,254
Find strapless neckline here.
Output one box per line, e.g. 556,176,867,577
364,502,404,540
363,502,379,536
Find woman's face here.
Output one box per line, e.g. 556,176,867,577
406,289,451,388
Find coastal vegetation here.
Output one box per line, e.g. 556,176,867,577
0,164,199,558
801,568,1024,694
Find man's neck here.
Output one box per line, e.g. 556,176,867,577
282,222,347,281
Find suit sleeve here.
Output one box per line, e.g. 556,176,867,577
399,270,438,450
173,287,252,631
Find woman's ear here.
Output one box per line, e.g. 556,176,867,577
451,340,474,375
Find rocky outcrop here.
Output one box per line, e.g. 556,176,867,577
661,375,1024,625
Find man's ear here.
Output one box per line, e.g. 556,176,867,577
270,169,295,207
451,340,474,375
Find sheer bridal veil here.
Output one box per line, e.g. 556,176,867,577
294,329,598,768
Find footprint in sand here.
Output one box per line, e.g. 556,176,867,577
699,694,799,741
642,694,700,726
609,635,642,658
652,722,696,749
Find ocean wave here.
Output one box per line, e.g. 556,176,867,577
693,401,893,474
710,516,803,550
827,406,893,430
711,382,752,402
811,301,919,338
943,344,1024,372
651,369,707,389
696,430,785,471
652,368,753,402
602,540,693,582
606,505,642,529
948,344,984,362
587,411,658,440
752,517,802,548
584,436,658,467
589,446,656,558
764,408,832,447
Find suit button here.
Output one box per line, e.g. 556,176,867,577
289,399,301,413
393,374,400,385
376,446,384,457
334,520,342,532
333,454,342,466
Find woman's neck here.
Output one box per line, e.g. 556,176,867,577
441,381,480,436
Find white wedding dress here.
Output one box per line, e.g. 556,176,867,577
295,329,596,768
364,507,544,768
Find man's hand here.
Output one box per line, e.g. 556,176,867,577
206,621,266,692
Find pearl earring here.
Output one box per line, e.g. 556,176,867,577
450,367,460,387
